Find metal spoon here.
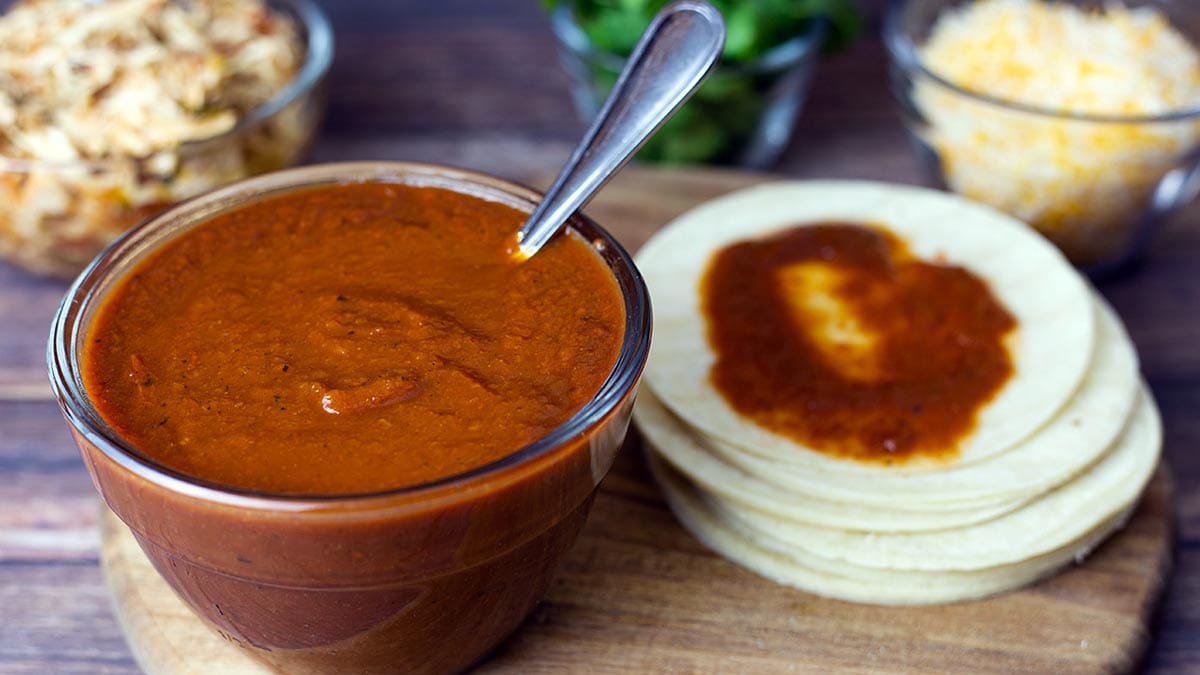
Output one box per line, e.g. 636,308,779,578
514,0,725,259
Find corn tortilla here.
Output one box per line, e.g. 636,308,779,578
637,181,1095,469
647,452,1143,605
636,393,1034,533
712,387,1158,571
701,297,1138,505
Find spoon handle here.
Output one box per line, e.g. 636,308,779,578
515,1,725,259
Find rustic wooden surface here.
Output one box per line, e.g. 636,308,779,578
4,0,1200,673
99,165,1175,675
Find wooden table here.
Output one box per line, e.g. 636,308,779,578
2,1,1198,672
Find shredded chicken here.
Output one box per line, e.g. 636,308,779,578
0,0,315,276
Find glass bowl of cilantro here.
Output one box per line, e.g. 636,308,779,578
546,0,860,167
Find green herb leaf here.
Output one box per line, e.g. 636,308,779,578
554,0,863,165
548,0,862,60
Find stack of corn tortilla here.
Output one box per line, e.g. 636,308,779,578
634,181,1160,605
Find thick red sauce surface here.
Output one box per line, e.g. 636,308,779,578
701,223,1016,464
83,182,625,494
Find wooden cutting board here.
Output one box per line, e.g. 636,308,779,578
100,167,1175,674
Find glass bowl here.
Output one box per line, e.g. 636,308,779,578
48,161,653,673
885,0,1200,273
551,5,825,168
0,0,333,277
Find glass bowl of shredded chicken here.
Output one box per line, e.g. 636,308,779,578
885,0,1200,272
0,0,332,277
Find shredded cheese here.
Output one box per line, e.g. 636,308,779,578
913,0,1200,264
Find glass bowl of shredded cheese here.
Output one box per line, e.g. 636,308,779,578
0,0,332,277
885,0,1200,271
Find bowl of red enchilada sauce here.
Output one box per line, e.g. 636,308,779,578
48,162,652,674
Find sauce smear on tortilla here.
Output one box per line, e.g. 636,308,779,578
702,223,1015,465
83,182,625,494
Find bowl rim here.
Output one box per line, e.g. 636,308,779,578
550,4,827,75
883,0,1200,124
46,161,654,513
0,0,334,172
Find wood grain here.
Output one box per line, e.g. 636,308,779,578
96,167,1173,674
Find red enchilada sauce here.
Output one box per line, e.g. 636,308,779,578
83,182,624,494
702,223,1016,464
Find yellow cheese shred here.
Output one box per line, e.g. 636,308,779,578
913,0,1200,264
